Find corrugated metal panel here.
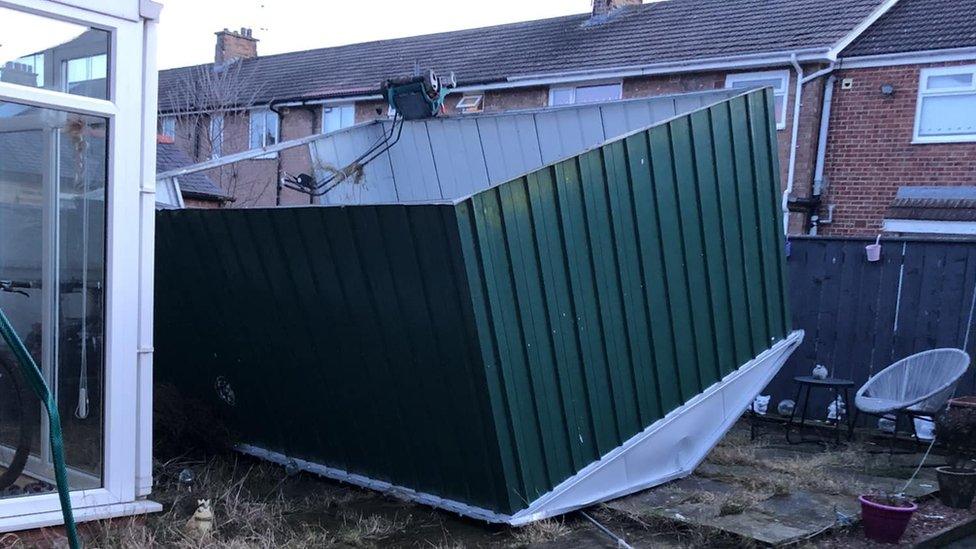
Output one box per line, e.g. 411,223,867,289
452,90,790,505
309,91,737,205
156,205,517,513
155,89,792,519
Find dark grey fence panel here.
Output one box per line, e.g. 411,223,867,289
765,236,976,421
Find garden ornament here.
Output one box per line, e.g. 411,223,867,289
827,396,846,421
185,499,214,536
777,399,796,417
812,364,829,380
752,395,770,415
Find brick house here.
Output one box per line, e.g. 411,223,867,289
818,0,976,236
157,0,976,236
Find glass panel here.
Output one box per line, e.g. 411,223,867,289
0,7,110,100
160,116,176,139
550,87,574,106
249,110,264,148
918,94,976,136
323,105,355,134
774,94,786,126
728,78,785,92
0,100,106,497
264,112,279,146
210,115,223,159
574,84,622,104
927,73,974,90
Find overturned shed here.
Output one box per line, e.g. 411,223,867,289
155,89,802,524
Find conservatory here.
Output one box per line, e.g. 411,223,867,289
0,0,159,531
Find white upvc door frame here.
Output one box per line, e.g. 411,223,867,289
0,0,158,530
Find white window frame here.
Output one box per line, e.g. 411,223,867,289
0,0,160,530
725,70,790,130
209,113,224,159
248,107,279,158
321,103,355,134
913,64,976,144
548,81,623,107
455,93,484,113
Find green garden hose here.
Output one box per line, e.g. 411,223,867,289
0,307,79,549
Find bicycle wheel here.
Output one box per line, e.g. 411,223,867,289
0,357,32,490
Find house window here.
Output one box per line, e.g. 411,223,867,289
64,53,107,93
548,83,622,107
455,94,484,113
249,108,279,157
914,65,976,143
160,116,176,138
322,104,355,134
210,114,224,159
725,70,790,129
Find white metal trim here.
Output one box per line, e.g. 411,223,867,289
883,219,976,235
840,47,976,69
0,82,117,117
237,331,803,525
826,0,902,60
0,500,161,532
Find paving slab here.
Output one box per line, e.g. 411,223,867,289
606,448,940,546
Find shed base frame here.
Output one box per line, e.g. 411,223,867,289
237,330,804,525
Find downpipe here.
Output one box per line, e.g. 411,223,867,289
785,54,834,236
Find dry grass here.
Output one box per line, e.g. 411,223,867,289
337,513,411,547
704,435,866,497
83,456,353,548
510,518,571,546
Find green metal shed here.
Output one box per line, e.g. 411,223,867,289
155,88,803,523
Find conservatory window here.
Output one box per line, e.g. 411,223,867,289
914,65,976,143
725,70,790,129
0,8,110,100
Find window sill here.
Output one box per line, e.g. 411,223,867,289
912,136,976,145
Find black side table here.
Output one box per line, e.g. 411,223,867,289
786,376,855,445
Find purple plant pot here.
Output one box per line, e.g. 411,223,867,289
859,495,917,544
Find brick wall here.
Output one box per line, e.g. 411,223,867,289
819,62,976,236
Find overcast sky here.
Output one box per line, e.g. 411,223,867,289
156,0,593,69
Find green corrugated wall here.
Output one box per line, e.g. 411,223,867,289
155,89,790,516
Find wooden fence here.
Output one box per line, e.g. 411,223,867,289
765,236,976,419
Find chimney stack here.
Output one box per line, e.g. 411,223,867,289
592,0,641,18
215,27,258,65
1,62,39,86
